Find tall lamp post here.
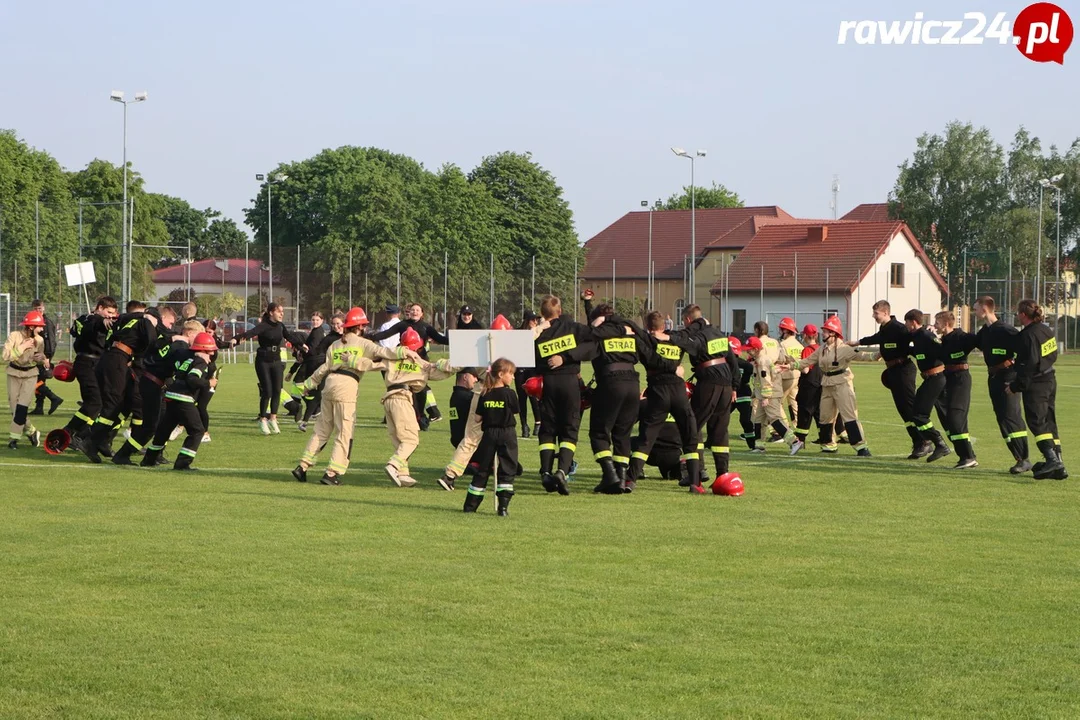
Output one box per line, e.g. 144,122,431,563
671,147,706,306
1039,173,1065,314
110,90,147,303
255,173,288,303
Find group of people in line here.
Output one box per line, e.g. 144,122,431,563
2,289,1066,516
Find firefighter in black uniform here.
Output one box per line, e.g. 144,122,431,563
82,302,161,463
671,304,737,483
141,332,218,471
30,299,63,416
974,296,1030,473
904,309,952,463
631,394,685,481
626,311,702,493
514,311,541,438
580,300,643,495
933,311,979,469
1008,299,1066,480
852,300,925,457
449,368,480,449
59,296,119,450
534,294,596,495
793,324,829,450
113,318,201,465
731,337,756,450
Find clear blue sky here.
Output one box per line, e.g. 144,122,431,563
2,0,1077,241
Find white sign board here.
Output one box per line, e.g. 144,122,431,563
64,262,96,287
448,329,535,369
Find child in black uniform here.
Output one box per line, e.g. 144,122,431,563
141,332,217,471
463,358,520,517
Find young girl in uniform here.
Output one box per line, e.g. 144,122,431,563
3,311,48,449
463,358,520,517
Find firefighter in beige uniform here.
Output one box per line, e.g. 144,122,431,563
4,311,48,449
779,315,872,457
777,317,803,424
375,327,457,488
745,335,801,454
290,307,423,486
436,317,549,491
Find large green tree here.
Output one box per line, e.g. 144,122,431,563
155,195,249,268
659,182,743,210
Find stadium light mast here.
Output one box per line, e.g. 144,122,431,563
671,147,706,306
110,90,147,303
256,173,288,303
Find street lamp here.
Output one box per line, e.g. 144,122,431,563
110,90,148,303
1040,173,1065,313
255,173,288,303
671,147,706,306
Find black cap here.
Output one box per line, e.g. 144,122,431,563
460,305,473,314
460,367,481,378
385,304,400,314
523,310,539,321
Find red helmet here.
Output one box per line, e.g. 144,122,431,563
401,327,423,352
491,314,512,331
191,332,217,352
822,315,843,338
52,360,74,382
802,324,818,337
745,336,763,351
344,307,369,329
22,310,46,327
728,336,742,354
711,472,745,496
523,375,543,399
44,428,71,455
685,381,695,399
779,317,797,333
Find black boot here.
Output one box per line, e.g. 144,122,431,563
686,457,704,494
496,491,513,517
593,458,622,494
29,396,45,416
463,488,484,512
141,448,162,467
925,432,952,463
521,424,531,439
292,465,308,483
111,441,138,466
615,463,633,493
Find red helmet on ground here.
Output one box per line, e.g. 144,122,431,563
822,315,844,338
191,332,217,353
745,336,763,351
344,307,369,328
52,360,74,382
779,317,797,333
802,324,818,337
22,310,46,327
711,472,745,496
523,375,543,399
685,381,695,399
44,428,71,455
401,327,424,352
491,314,512,331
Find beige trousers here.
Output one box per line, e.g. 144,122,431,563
299,375,357,477
384,391,420,475
445,390,482,479
7,373,37,440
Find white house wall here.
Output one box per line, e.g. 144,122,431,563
151,282,293,307
849,230,943,341
719,292,850,336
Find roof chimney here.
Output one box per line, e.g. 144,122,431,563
808,225,828,243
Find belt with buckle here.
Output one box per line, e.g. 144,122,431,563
921,365,944,379
696,357,727,371
988,359,1014,376
112,342,134,357
945,363,969,373
885,357,908,369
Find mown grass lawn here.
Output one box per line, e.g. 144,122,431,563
1,358,1078,718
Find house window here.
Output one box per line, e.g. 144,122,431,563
713,257,723,276
674,300,685,323
823,309,839,323
890,263,905,288
732,309,746,336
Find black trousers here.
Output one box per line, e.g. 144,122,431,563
629,381,699,482
734,393,755,447
89,350,131,449
255,354,284,417
885,361,919,445
131,375,165,448
988,373,1029,460
197,386,213,430
912,373,946,444
538,373,582,475
589,374,640,465
143,397,205,469
795,382,822,435
1022,373,1059,460
65,355,102,433
469,428,519,488
692,381,733,475
936,371,975,459
514,369,539,428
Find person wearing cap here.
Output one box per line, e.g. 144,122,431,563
376,305,402,352
4,310,48,449
373,327,458,488
779,316,871,456
29,299,63,416
777,317,804,425
229,302,309,435
290,308,423,486
81,301,163,463
791,324,830,451
514,311,541,438
140,332,219,471
455,305,483,330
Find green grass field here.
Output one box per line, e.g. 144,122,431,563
2,358,1079,719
